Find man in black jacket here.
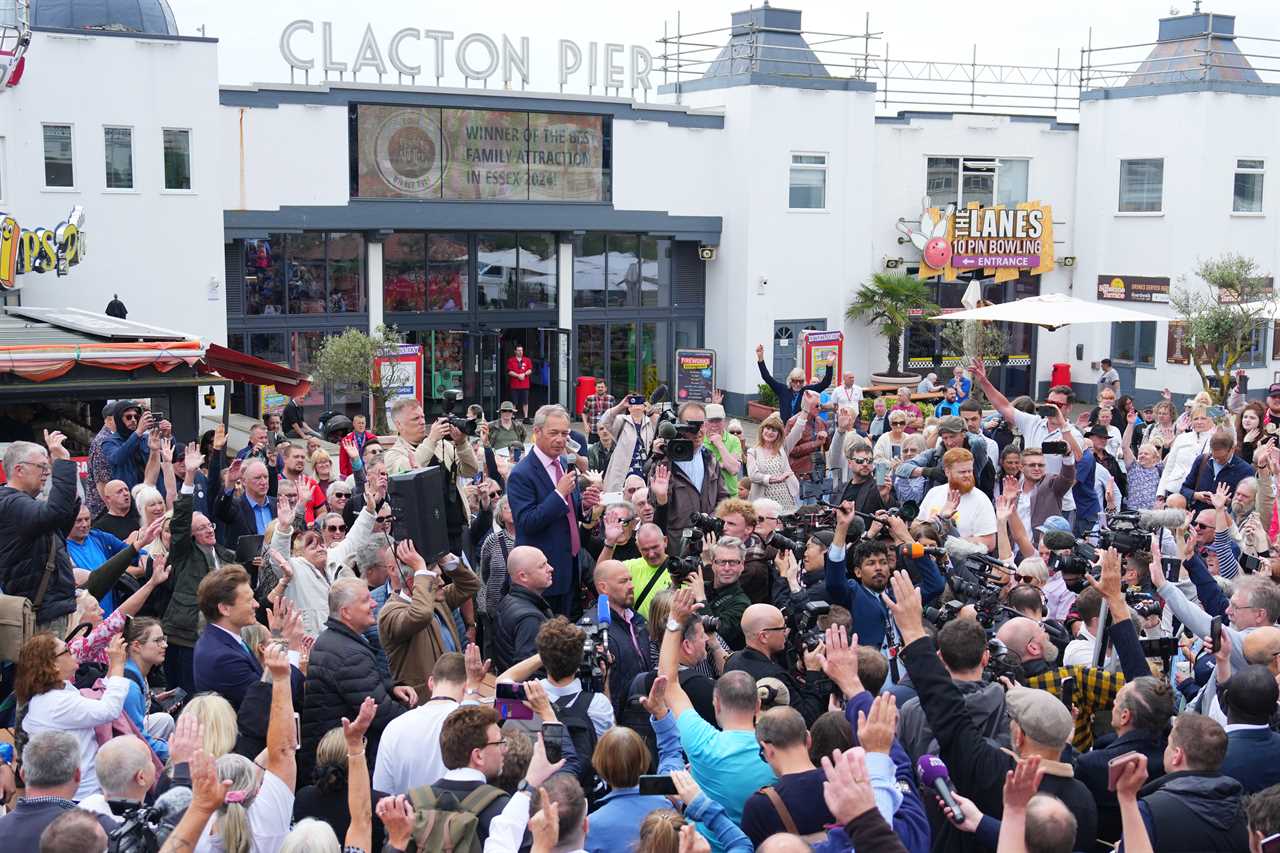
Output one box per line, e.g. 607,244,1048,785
590,560,651,718
0,433,80,635
493,545,555,672
723,602,829,725
885,569,1098,853
300,577,414,780
836,437,895,514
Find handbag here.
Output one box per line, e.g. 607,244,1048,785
0,534,58,662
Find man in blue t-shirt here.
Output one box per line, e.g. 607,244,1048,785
934,385,962,417
659,588,775,825
947,365,972,403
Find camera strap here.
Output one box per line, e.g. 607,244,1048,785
634,566,667,614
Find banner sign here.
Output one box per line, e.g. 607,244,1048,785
1097,274,1170,303
1217,276,1274,305
802,330,844,386
354,105,609,202
258,384,290,415
0,205,86,289
901,200,1055,283
373,344,424,421
674,349,716,403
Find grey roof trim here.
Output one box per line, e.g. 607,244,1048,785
224,202,723,245
874,110,1078,132
31,25,217,44
657,72,875,95
1082,80,1280,101
219,83,725,129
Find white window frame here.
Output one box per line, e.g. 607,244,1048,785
41,122,77,192
1232,157,1265,216
1116,157,1165,216
102,125,136,192
161,126,194,193
923,155,1032,209
788,151,829,212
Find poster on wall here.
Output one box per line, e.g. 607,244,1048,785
258,384,289,415
903,200,1056,283
1096,274,1170,303
354,105,609,202
1167,321,1191,365
674,349,716,403
373,344,424,421
802,330,844,385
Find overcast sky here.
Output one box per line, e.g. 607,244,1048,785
171,0,1280,102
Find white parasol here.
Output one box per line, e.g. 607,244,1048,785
934,293,1167,331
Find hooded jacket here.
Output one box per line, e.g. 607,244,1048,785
897,678,1010,765
1137,771,1250,853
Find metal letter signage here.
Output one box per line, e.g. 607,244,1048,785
0,206,87,290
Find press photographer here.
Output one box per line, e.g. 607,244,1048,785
648,401,730,555
723,599,830,726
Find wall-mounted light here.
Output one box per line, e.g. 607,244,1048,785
885,258,902,269
1061,256,1076,267
698,246,717,262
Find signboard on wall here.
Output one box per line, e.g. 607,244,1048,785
802,330,844,385
1167,321,1191,365
902,200,1056,283
674,349,716,404
1218,276,1275,305
354,105,609,202
1097,275,1170,303
373,344,425,420
258,384,290,415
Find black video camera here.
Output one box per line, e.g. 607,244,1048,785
690,512,725,536
767,529,806,561
575,616,609,693
440,388,477,437
787,600,831,658
1097,511,1153,555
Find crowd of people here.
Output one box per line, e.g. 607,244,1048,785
1,350,1280,853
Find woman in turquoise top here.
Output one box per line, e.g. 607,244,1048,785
122,617,172,762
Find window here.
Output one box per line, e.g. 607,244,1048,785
516,233,556,311
639,237,670,307
162,128,191,190
789,153,827,209
104,127,133,189
43,124,74,188
1234,158,1264,213
572,233,668,310
925,157,1029,209
384,232,470,312
573,233,607,308
1239,321,1269,367
1118,158,1163,212
243,234,367,317
1111,322,1157,367
605,234,638,308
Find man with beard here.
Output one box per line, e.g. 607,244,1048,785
918,447,997,550
898,416,996,498
1228,474,1267,555
102,402,164,489
825,502,944,651
280,444,327,526
836,437,896,514
590,560,651,717
1000,548,1153,751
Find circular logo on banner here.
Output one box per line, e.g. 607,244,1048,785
372,110,445,196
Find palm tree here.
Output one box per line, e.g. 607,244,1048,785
845,273,940,377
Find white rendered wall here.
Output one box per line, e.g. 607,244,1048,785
219,102,350,211
0,31,226,348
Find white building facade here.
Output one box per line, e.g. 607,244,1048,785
4,2,1280,421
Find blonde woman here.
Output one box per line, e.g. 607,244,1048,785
309,449,335,496
1158,406,1217,498
745,412,804,511
132,484,168,532
182,692,239,759
873,410,910,464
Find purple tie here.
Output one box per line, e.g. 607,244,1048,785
552,458,580,556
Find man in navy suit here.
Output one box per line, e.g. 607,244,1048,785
213,457,279,548
505,405,601,616
192,564,263,709
1180,429,1255,512
1220,665,1280,794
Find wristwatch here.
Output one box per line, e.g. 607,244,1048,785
666,617,682,633
517,779,532,794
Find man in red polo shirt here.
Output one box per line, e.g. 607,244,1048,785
507,344,533,421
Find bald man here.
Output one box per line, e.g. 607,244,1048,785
493,545,556,671
622,523,674,620
758,834,812,853
1244,626,1280,677
92,478,139,540
593,559,652,714
724,603,828,725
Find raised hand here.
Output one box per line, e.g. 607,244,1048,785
395,539,428,573
188,749,232,813
147,554,172,588
263,641,291,680
1086,547,1124,603
882,570,925,643
941,488,961,518
711,388,725,405
1002,756,1044,812
1211,481,1231,511
756,343,765,361
342,696,377,749
213,422,228,451
670,769,703,805
167,709,205,766
464,642,491,689
650,464,670,505
670,587,700,624
184,444,205,476
106,634,128,671
639,674,669,720
1114,753,1149,802
821,747,878,824
44,429,70,461
342,435,360,461
856,692,897,754
136,516,166,550
818,626,863,697
158,437,175,465
529,789,560,853
276,494,296,528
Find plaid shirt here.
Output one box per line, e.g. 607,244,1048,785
1024,664,1126,751
582,394,616,434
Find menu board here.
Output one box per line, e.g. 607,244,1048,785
675,349,716,404
355,105,609,202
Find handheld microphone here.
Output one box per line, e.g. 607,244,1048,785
1041,529,1079,552
597,594,611,654
916,755,965,825
901,543,946,560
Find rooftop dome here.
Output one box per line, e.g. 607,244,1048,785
32,0,178,36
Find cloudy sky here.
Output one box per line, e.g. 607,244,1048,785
171,0,1280,100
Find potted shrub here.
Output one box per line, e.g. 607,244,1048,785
747,382,778,421
846,273,940,388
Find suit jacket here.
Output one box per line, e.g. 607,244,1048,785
378,563,481,704
1221,726,1280,794
213,487,278,555
1179,454,1255,510
192,623,263,710
506,450,584,598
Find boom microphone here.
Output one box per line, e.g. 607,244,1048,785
1136,508,1188,530
648,384,670,406
943,537,990,562
1041,529,1079,552
916,755,965,825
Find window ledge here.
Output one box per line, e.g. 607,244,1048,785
103,188,139,195
1114,211,1164,218
41,186,79,193
160,188,196,195
787,207,830,214
1230,211,1266,218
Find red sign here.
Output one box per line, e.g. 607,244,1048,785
0,456,89,485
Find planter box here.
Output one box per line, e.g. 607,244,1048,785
747,400,778,421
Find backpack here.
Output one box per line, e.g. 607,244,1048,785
407,783,507,853
552,691,605,805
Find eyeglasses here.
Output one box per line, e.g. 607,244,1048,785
1227,601,1259,614
55,648,73,658
484,738,510,751
712,558,744,567
325,524,347,533
849,457,873,465
17,460,51,472
1014,575,1038,584
760,625,789,634
146,636,168,646
1024,462,1045,469
1192,521,1214,531
332,493,351,500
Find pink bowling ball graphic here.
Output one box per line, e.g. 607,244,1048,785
924,237,952,270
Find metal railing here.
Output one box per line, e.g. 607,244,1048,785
1080,32,1280,89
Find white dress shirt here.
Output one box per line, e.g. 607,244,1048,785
541,677,615,737
372,697,459,794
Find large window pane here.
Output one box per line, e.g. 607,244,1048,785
573,234,607,308
577,324,606,386
517,233,557,311
639,322,669,398
1111,322,1136,363
327,232,365,313
288,234,327,315
789,154,827,210
997,159,1029,206
609,323,636,393
962,162,995,207
163,129,191,190
245,237,285,316
1234,169,1264,213
674,319,701,351
639,237,669,307
250,333,287,366
476,232,518,309
43,125,74,188
1137,321,1156,366
384,233,426,312
427,233,469,311
104,127,133,189
1119,159,1163,212
291,332,329,420
606,234,638,308
413,330,465,400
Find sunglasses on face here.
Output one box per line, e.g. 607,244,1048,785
849,457,873,465
325,524,347,533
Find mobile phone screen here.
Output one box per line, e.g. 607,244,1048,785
1210,616,1223,654
494,683,526,701
637,775,679,796
542,722,565,763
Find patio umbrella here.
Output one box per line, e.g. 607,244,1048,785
934,293,1167,331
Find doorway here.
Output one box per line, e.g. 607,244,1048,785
772,319,826,380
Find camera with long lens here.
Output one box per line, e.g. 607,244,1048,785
650,412,699,463
1096,509,1185,555
926,555,1007,629
1126,591,1164,620
575,616,609,693
690,512,725,536
767,529,806,562
667,529,707,585
699,614,721,635
440,388,477,437
787,600,831,659
923,599,967,628
982,638,1026,684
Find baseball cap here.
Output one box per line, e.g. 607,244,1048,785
705,403,726,420
1036,516,1072,535
937,415,966,434
499,401,516,413
1268,383,1280,397
115,400,141,416
1005,686,1074,746
757,677,791,709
